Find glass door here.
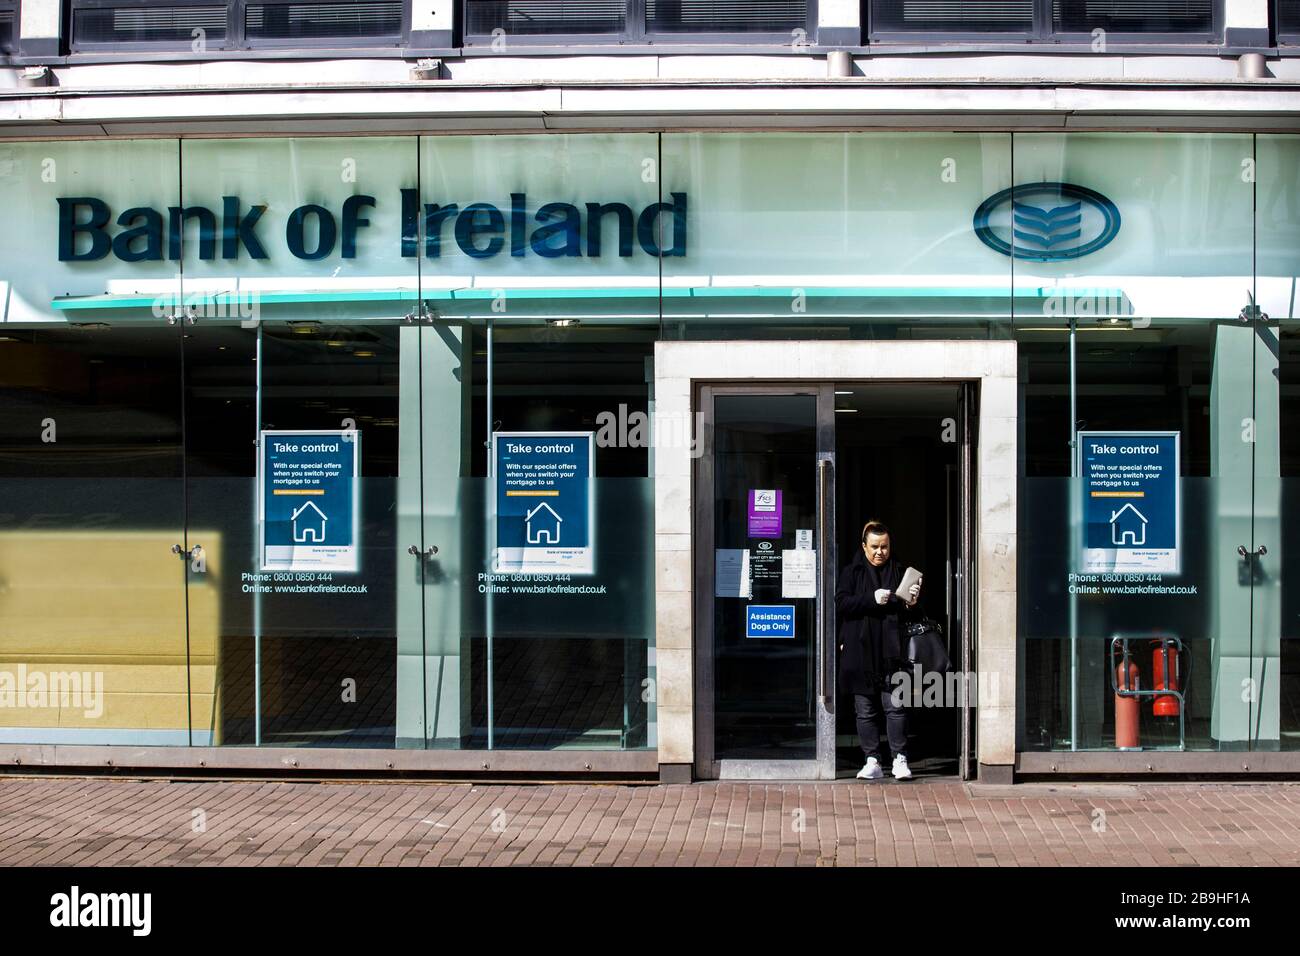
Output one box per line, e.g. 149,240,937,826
0,319,190,747
177,135,423,750
695,385,836,779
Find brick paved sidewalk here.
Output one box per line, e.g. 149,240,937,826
0,776,1297,866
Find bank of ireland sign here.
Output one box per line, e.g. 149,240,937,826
974,182,1121,262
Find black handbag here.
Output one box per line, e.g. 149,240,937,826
905,619,951,674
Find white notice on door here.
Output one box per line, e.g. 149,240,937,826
715,548,752,599
781,549,816,598
795,529,813,550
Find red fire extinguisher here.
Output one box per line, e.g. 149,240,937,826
1115,652,1140,750
1151,639,1181,718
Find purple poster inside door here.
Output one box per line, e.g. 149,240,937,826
747,489,782,538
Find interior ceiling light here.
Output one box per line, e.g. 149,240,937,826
546,318,580,327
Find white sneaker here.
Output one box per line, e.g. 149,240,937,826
856,757,883,780
892,754,913,780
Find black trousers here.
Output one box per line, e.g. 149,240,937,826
853,681,908,762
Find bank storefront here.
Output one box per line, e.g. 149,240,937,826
0,131,1296,781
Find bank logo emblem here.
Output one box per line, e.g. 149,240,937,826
973,182,1120,261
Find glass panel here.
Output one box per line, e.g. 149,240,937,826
870,0,1032,33
468,332,655,749
645,0,807,33
0,140,187,746
178,136,420,748
73,5,230,46
0,140,185,324
712,393,818,760
416,133,659,751
464,1,627,37
244,1,403,41
1282,0,1300,38
1015,132,1256,752
0,326,188,746
659,132,1013,341
0,8,16,53
1258,133,1299,752
1052,0,1213,34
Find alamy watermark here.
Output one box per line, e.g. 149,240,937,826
594,403,703,458
889,666,997,709
1041,291,1150,328
0,665,104,719
50,886,150,936
150,289,261,326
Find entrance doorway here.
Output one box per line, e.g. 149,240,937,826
693,381,977,781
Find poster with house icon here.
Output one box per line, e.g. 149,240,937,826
1079,430,1179,573
259,429,359,572
493,431,594,574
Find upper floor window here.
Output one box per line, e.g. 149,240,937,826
1052,0,1214,35
870,1,1033,36
0,1,17,54
868,0,1219,42
1280,0,1300,43
70,0,406,51
465,0,626,37
463,0,810,45
644,0,808,34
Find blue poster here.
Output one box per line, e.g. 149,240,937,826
493,431,594,574
746,605,795,639
259,429,359,572
1079,431,1180,573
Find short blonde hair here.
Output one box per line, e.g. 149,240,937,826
861,520,890,544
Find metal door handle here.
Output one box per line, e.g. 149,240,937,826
171,543,199,559
409,544,440,557
425,545,439,556
407,544,421,556
816,458,831,702
1237,544,1267,557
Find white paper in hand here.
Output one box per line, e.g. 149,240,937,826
895,566,922,602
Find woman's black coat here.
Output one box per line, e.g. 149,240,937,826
836,549,919,696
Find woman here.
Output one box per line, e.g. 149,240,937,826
836,519,922,781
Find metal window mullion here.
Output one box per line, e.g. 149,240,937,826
626,0,645,43
230,0,245,49
1035,0,1052,39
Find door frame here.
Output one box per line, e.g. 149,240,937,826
692,377,979,781
654,339,1018,784
692,382,837,780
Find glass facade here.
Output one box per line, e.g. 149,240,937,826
0,131,1296,761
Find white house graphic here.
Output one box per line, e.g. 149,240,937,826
1110,502,1148,546
291,500,328,543
525,502,562,544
